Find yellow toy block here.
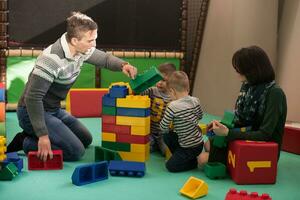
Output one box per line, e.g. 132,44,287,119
180,176,208,199
116,116,150,127
0,136,6,161
131,143,150,153
116,95,150,109
0,154,6,161
102,132,116,142
109,82,133,95
0,136,6,145
118,151,149,162
199,123,207,135
131,124,150,136
165,147,172,161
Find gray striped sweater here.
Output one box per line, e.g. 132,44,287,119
160,95,204,148
18,33,126,137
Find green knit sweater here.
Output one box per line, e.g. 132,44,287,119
227,84,287,151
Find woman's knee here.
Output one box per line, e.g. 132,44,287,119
63,143,85,161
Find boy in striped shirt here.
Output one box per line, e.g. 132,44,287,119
160,71,204,172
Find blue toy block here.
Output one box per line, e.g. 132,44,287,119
0,89,4,102
129,67,163,94
117,107,150,117
206,130,215,137
71,161,108,186
108,160,146,177
109,85,128,98
102,94,116,107
2,152,24,173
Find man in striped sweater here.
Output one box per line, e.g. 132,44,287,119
7,12,137,161
160,71,203,172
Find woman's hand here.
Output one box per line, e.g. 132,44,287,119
211,120,229,136
38,135,53,162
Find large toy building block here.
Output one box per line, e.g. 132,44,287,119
116,95,150,108
131,124,150,136
225,188,272,200
109,82,133,95
28,150,63,170
2,152,23,172
199,123,207,134
102,94,116,107
0,102,5,122
0,88,4,102
116,116,150,126
204,162,227,179
102,123,131,135
108,160,146,177
118,151,149,162
227,140,278,184
131,143,150,153
102,106,116,116
117,107,150,117
282,124,300,154
102,115,116,124
66,88,108,117
71,161,108,186
109,85,129,98
95,146,122,162
102,132,117,142
0,163,18,180
129,67,163,94
116,134,149,144
180,176,208,199
0,136,6,161
102,141,131,152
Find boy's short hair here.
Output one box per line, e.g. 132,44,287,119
66,11,98,42
158,63,176,77
168,71,190,92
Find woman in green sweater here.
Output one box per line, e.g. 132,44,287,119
198,45,287,166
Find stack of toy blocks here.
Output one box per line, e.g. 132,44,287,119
225,188,272,200
227,140,278,184
282,123,300,154
66,88,108,117
0,82,5,136
101,83,151,162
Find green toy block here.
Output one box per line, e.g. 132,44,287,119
220,110,235,129
102,106,116,116
95,146,122,162
213,135,227,148
0,163,18,180
204,162,227,179
129,67,163,94
102,141,131,152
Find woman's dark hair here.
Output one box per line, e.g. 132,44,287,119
232,46,275,85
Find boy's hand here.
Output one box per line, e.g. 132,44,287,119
38,135,53,162
122,63,137,79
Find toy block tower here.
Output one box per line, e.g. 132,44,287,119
101,83,151,162
227,140,278,184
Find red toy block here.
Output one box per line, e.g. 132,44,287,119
116,134,149,144
227,140,278,184
225,188,272,200
102,115,116,124
102,123,131,135
282,125,300,154
28,150,63,170
68,89,108,117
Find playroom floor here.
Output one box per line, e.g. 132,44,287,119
1,112,300,200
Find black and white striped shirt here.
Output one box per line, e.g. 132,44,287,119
160,95,203,148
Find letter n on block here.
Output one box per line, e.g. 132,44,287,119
227,140,278,184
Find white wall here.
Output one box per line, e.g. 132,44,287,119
192,0,278,117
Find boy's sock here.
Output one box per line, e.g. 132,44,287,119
6,131,27,153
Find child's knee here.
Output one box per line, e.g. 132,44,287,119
197,152,209,167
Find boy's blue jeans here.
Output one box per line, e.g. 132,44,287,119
17,106,93,161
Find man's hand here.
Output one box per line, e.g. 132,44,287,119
122,63,137,79
37,135,53,162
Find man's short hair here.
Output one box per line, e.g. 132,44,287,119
66,12,98,42
167,71,190,92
